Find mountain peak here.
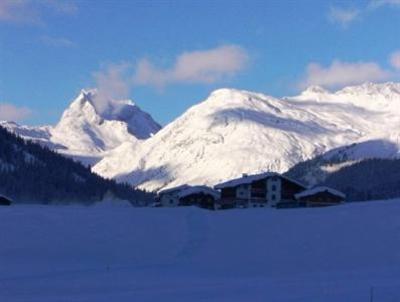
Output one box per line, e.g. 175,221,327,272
210,88,241,96
205,88,277,109
72,89,97,108
337,82,400,97
80,88,97,99
302,85,330,95
48,89,161,154
206,88,247,104
70,89,138,121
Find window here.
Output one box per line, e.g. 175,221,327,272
271,194,276,201
271,184,276,191
170,199,174,204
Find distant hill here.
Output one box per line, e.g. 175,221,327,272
286,157,400,201
284,139,400,186
320,158,400,201
0,126,153,204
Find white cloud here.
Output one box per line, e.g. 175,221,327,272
328,7,360,27
0,103,32,122
40,35,76,48
134,45,248,89
328,0,399,27
368,0,400,9
0,0,40,24
0,0,77,24
390,51,400,70
299,60,391,89
92,63,132,115
43,0,78,15
92,45,248,100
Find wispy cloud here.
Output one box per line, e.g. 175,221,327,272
43,0,78,15
328,7,360,27
134,45,249,89
0,103,32,122
390,51,400,70
299,60,391,89
91,63,132,115
368,0,400,9
329,0,400,28
0,0,41,24
0,0,77,25
91,44,249,99
40,35,76,48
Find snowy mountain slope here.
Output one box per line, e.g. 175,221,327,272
284,82,400,185
286,139,400,186
51,89,160,155
0,121,61,149
93,82,400,191
1,90,161,165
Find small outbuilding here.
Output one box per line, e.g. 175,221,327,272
295,186,345,207
158,185,220,209
0,195,12,206
177,186,220,210
158,185,190,207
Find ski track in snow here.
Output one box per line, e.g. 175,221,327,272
175,209,209,260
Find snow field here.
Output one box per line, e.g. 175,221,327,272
1,199,400,301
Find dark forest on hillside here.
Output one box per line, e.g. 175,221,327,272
321,158,400,201
287,155,400,202
0,126,154,204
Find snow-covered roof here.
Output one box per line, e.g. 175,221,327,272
215,172,275,189
295,186,346,199
158,184,191,195
0,194,12,201
177,186,220,199
214,172,306,190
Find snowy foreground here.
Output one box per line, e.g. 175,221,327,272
1,200,400,301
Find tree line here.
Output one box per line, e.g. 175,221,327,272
0,126,154,204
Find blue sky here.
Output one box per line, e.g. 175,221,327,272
0,0,400,126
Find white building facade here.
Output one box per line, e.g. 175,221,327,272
215,172,305,208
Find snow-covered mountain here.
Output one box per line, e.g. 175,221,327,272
284,83,400,185
285,139,400,186
3,82,400,191
1,90,161,165
93,82,400,191
0,121,59,149
50,89,161,163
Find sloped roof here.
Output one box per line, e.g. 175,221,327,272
295,186,346,199
177,186,220,199
214,172,306,190
158,184,190,195
0,195,12,204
